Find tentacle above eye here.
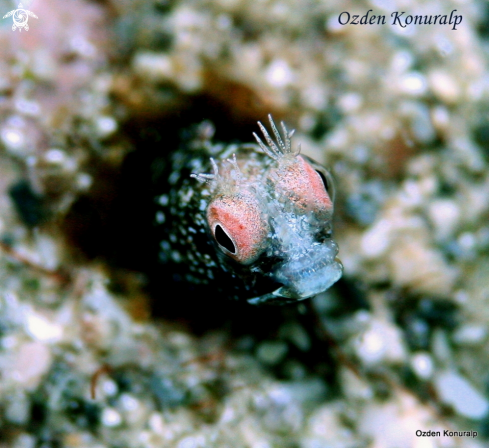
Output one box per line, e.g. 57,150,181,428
253,114,297,161
190,157,220,183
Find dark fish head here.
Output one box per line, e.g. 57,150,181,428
193,115,343,304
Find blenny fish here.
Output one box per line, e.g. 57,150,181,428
153,115,342,305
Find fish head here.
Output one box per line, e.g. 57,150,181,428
199,116,343,304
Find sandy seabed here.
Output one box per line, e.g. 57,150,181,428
1,0,489,447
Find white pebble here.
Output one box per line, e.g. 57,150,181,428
355,319,406,365
44,149,66,164
402,179,424,205
2,335,17,349
156,211,166,223
325,14,345,33
340,367,373,400
101,407,122,427
429,71,460,103
434,371,489,420
399,72,427,96
177,435,206,448
338,92,362,113
158,195,169,206
431,106,450,132
388,240,457,297
361,219,392,258
148,412,165,434
427,199,460,239
95,116,117,138
410,352,434,380
119,393,139,411
5,392,30,424
10,341,52,389
452,324,487,346
390,50,414,72
356,326,385,364
101,378,118,396
435,37,454,56
264,59,295,88
133,52,173,81
1,128,24,151
405,103,435,143
25,312,63,342
457,232,476,254
77,173,93,190
432,329,452,363
70,36,96,58
12,433,36,448
15,99,41,116
35,234,60,271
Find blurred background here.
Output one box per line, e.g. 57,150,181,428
0,0,489,447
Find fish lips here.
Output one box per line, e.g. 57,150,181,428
247,242,343,305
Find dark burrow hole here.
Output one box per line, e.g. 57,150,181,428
60,95,353,384
64,95,258,267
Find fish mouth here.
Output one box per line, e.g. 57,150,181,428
247,287,295,305
247,253,343,305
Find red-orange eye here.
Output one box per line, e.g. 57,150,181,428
268,155,334,213
207,194,269,264
316,169,328,189
214,224,236,254
311,162,335,203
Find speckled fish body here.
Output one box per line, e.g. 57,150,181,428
153,116,342,304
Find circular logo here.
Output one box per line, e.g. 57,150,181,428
3,3,38,32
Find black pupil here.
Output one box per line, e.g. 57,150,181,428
316,170,329,192
215,224,236,254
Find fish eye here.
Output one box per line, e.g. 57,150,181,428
315,169,329,192
311,164,335,203
214,224,236,254
207,195,269,264
267,154,335,210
